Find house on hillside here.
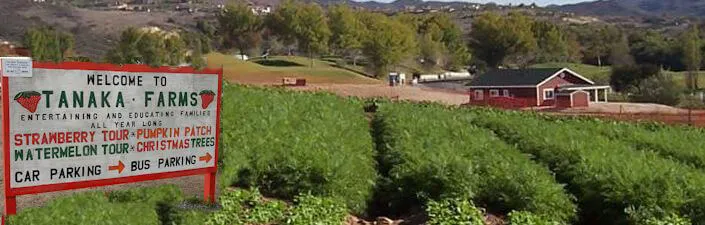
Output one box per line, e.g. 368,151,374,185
0,41,31,57
466,68,610,108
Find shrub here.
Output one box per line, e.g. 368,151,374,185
108,184,184,205
206,188,287,225
285,193,348,225
426,198,485,225
204,188,347,225
8,192,160,225
627,73,682,106
507,211,561,225
219,85,377,213
374,103,576,222
626,206,692,225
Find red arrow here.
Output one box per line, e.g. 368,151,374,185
199,153,212,163
109,161,125,174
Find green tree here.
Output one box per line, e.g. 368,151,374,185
106,27,196,67
361,14,417,77
296,2,330,67
23,27,74,62
218,2,263,56
532,21,569,63
469,12,536,68
573,24,621,67
418,22,444,71
266,0,301,55
328,4,365,65
681,25,701,90
608,34,635,67
629,30,672,67
628,72,682,106
196,20,216,37
422,14,471,71
610,64,660,92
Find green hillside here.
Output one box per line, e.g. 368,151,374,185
532,62,705,88
206,53,380,84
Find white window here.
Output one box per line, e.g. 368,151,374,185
543,88,555,100
502,89,510,97
474,90,484,100
489,89,499,97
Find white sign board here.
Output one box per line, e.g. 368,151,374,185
5,66,220,189
0,57,32,78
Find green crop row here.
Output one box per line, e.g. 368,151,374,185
205,188,348,225
373,103,576,223
571,119,705,170
470,109,705,224
219,84,377,213
8,185,185,225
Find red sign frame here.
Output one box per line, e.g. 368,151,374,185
1,61,223,215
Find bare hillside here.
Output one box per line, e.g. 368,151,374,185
0,0,205,60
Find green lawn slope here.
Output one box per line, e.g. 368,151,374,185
206,53,380,85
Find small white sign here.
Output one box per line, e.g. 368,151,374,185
1,57,32,77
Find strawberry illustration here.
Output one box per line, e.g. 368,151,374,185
199,90,215,109
14,91,42,113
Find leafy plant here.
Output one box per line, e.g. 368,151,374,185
373,103,576,222
507,211,561,225
206,188,287,225
426,198,485,225
470,108,705,224
8,192,160,225
219,84,377,213
285,193,348,225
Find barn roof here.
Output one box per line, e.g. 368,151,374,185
467,68,594,87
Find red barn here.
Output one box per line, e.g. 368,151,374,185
467,68,610,108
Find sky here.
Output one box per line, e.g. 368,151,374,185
356,0,591,6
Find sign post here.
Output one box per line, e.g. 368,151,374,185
0,60,222,215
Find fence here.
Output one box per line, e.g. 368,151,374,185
467,96,534,109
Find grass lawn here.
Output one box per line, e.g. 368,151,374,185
206,53,381,85
531,63,611,84
532,62,705,88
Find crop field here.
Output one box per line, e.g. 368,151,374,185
9,85,705,225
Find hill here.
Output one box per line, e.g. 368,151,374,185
556,0,705,17
206,53,380,84
0,0,205,60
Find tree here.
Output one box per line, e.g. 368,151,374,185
266,0,302,55
628,73,682,106
681,25,701,90
106,27,196,67
361,14,417,77
418,31,444,71
532,21,569,63
608,34,635,67
23,27,74,62
610,64,660,92
296,2,330,67
196,20,216,37
629,30,671,67
573,24,621,67
422,14,470,71
218,2,263,56
328,4,365,65
469,12,536,68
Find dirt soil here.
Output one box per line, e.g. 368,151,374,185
553,102,699,114
293,84,470,105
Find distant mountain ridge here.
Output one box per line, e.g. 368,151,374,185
555,0,705,17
